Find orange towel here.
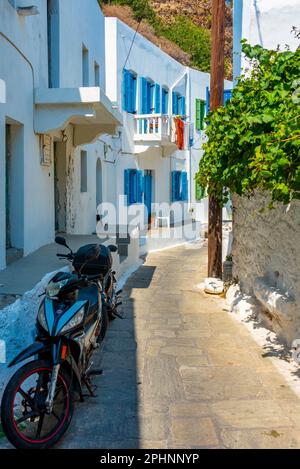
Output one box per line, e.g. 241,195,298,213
175,117,184,150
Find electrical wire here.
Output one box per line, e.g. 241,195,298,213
122,20,142,71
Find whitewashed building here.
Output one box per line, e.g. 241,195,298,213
104,18,232,239
0,0,232,273
0,0,122,271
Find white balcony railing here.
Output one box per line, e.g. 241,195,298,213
134,114,175,144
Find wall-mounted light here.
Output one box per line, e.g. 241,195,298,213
17,5,39,16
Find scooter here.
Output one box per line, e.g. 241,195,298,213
0,237,122,449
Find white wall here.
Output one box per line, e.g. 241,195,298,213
59,0,106,90
0,0,53,269
233,0,300,80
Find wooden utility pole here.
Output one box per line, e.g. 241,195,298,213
208,0,225,278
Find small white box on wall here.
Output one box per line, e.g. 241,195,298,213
39,134,52,167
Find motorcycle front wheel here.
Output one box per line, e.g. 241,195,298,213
1,359,74,449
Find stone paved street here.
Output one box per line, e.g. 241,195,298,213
2,241,300,449
55,241,300,449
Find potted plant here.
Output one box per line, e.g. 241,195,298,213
223,254,233,282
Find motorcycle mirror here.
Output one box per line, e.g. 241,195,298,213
108,245,118,253
55,236,72,252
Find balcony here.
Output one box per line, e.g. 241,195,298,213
133,114,178,155
34,87,123,146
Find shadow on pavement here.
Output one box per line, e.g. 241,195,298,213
57,264,156,449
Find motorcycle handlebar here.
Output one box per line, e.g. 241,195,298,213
84,273,103,281
56,253,74,260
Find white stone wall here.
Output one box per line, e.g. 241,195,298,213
232,191,300,343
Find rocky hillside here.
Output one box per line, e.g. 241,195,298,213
101,0,233,79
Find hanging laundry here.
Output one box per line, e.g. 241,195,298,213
170,117,177,143
183,122,190,150
175,117,185,150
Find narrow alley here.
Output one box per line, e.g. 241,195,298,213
47,242,300,449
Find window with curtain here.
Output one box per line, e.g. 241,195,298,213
122,69,137,114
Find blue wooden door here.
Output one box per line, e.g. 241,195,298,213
144,172,152,225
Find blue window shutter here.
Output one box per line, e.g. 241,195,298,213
224,89,232,106
172,91,178,115
176,172,181,201
162,88,166,114
171,171,177,202
162,88,169,114
127,73,133,113
122,69,128,111
140,77,148,114
155,83,161,113
137,170,144,203
124,169,130,205
181,96,186,117
206,86,210,114
132,75,137,113
131,170,137,204
172,171,181,202
181,172,188,201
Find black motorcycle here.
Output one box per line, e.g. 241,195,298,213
0,237,122,449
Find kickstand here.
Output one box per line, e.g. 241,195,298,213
114,310,126,319
82,376,98,398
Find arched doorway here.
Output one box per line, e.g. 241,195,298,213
96,159,102,209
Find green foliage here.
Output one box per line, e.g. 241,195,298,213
100,1,211,72
197,42,300,206
161,16,211,72
100,0,157,24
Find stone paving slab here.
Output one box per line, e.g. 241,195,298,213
2,240,300,449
